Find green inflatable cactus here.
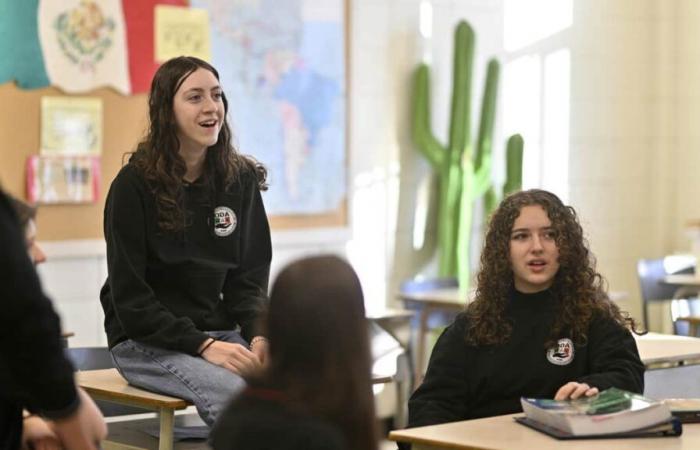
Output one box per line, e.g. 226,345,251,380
411,20,523,289
484,134,524,222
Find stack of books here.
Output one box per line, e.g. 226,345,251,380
517,388,682,439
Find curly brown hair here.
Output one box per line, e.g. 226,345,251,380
466,189,639,348
129,56,267,232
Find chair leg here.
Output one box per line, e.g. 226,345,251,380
158,408,175,450
642,303,648,331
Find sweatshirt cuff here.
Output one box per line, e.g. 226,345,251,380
181,332,212,356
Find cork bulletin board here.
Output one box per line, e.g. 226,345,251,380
0,1,349,241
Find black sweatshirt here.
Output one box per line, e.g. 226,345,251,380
100,163,272,355
0,190,78,448
408,289,645,428
210,387,347,450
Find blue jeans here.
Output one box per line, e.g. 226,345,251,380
110,330,248,426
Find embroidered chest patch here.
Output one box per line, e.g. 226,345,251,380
213,206,237,237
546,338,574,366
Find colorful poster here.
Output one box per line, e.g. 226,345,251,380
155,5,211,63
38,0,131,94
0,0,50,88
122,0,187,94
191,0,346,215
41,96,103,156
26,155,100,204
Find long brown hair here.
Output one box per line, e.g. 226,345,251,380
264,255,378,450
129,56,267,232
466,189,639,347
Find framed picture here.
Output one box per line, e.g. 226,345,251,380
26,155,100,204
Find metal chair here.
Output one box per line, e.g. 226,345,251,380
637,256,700,336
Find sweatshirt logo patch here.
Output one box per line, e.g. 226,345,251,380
547,338,574,366
213,206,237,237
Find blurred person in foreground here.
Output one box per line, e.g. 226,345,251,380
1,192,105,450
210,255,378,450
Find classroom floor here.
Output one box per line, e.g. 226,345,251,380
104,414,398,449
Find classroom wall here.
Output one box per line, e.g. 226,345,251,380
10,0,700,345
672,0,700,251
371,0,696,329
0,86,149,240
566,0,675,322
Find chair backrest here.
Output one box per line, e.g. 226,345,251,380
67,347,116,371
637,257,695,303
399,277,458,294
66,346,146,417
637,256,696,330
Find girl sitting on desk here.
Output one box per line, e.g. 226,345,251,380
407,189,645,430
100,56,271,427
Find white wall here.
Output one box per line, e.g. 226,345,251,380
566,0,674,321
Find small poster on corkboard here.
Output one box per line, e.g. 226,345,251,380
40,96,103,156
26,155,100,204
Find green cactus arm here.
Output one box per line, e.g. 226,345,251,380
447,21,474,162
438,163,463,276
456,165,479,291
483,186,498,218
474,59,500,171
503,134,524,195
412,64,445,169
471,151,492,198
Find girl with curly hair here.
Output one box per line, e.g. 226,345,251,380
100,56,271,426
407,189,644,428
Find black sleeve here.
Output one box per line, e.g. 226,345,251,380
576,316,645,393
407,315,470,428
104,170,209,354
0,191,78,419
221,176,271,341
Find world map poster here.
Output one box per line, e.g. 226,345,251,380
192,0,346,216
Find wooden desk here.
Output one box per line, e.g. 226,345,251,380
397,289,469,386
77,369,190,450
389,413,700,450
635,332,700,366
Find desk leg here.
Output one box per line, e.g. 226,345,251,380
415,309,429,387
158,408,174,450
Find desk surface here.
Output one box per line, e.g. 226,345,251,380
635,332,700,366
77,369,190,409
389,413,700,450
398,288,471,308
664,275,700,287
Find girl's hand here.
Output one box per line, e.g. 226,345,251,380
554,381,599,400
201,340,261,376
22,415,60,450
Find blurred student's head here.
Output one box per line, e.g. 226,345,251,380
9,196,46,265
265,255,378,450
